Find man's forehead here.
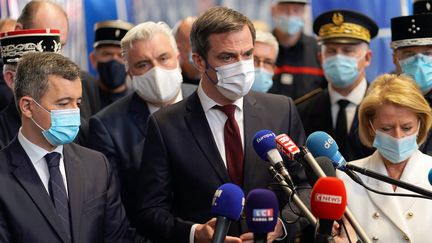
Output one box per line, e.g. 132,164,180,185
396,45,432,53
323,42,364,49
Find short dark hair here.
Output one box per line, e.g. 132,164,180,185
17,0,68,29
14,52,80,109
190,6,255,59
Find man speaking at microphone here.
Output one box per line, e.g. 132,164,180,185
133,6,309,243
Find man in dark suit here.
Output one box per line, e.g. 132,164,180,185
87,21,195,218
133,7,308,243
0,52,130,243
296,9,378,161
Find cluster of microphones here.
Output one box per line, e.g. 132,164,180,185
209,129,432,243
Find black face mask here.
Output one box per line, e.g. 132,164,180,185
97,60,127,89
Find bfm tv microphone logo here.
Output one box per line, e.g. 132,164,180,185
252,209,274,222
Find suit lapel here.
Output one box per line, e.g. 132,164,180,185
9,138,70,243
63,144,83,243
242,94,264,192
129,93,150,135
364,153,410,235
184,93,230,183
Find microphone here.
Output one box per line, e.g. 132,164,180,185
307,131,432,199
252,130,317,225
245,189,279,243
211,183,245,243
429,168,432,185
253,130,295,189
311,177,347,243
307,156,337,186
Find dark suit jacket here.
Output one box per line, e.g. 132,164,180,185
0,99,20,149
296,89,374,161
0,138,130,243
87,92,150,217
133,91,308,243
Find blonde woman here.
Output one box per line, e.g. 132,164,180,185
336,74,432,243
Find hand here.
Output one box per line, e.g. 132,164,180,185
194,218,242,243
239,219,284,243
333,217,358,243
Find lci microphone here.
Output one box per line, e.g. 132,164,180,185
211,183,245,243
245,189,279,243
311,177,347,243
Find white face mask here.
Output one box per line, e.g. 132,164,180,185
208,59,255,101
132,66,183,104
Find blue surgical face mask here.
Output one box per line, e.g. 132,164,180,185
97,60,127,89
252,68,273,93
372,127,419,164
275,15,304,35
31,99,81,146
399,54,432,94
323,54,360,88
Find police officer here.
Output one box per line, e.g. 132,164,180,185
297,9,377,161
89,20,134,112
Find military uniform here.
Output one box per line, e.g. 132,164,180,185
297,9,377,161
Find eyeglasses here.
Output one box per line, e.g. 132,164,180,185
253,56,276,70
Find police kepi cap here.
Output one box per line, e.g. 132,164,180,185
313,9,378,44
93,20,134,48
391,14,432,49
0,29,61,64
413,0,432,14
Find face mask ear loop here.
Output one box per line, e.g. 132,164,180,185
30,99,51,132
204,60,218,85
369,120,377,135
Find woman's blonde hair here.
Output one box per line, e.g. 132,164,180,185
358,73,432,147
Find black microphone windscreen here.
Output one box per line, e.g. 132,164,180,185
306,156,336,186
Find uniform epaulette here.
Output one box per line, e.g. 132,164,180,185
294,88,323,105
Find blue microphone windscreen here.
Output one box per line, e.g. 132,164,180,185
306,131,340,159
245,188,279,234
211,183,245,220
253,130,277,162
429,168,432,186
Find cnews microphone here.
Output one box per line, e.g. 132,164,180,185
211,183,245,243
245,189,279,243
302,132,371,243
311,177,347,243
253,130,295,189
307,131,432,199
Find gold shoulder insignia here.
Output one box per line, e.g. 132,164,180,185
294,88,323,105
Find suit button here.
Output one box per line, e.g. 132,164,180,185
372,212,380,219
372,236,379,241
403,235,410,241
406,211,414,218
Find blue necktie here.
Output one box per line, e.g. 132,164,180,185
45,152,71,239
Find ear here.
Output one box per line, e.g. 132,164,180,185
192,53,207,73
3,71,14,90
363,49,373,68
317,51,323,66
392,51,402,73
19,96,34,119
89,51,97,70
14,22,23,30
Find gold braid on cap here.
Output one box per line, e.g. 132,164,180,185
318,12,371,43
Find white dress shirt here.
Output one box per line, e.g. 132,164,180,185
197,83,244,167
18,128,68,196
329,79,367,133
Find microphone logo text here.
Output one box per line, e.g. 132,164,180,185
256,133,275,143
252,208,274,221
323,136,335,149
315,193,342,204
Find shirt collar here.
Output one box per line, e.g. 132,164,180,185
147,89,183,114
197,82,243,112
328,78,367,106
18,128,63,165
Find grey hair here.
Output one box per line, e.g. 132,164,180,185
121,21,178,70
255,30,279,56
14,52,80,111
